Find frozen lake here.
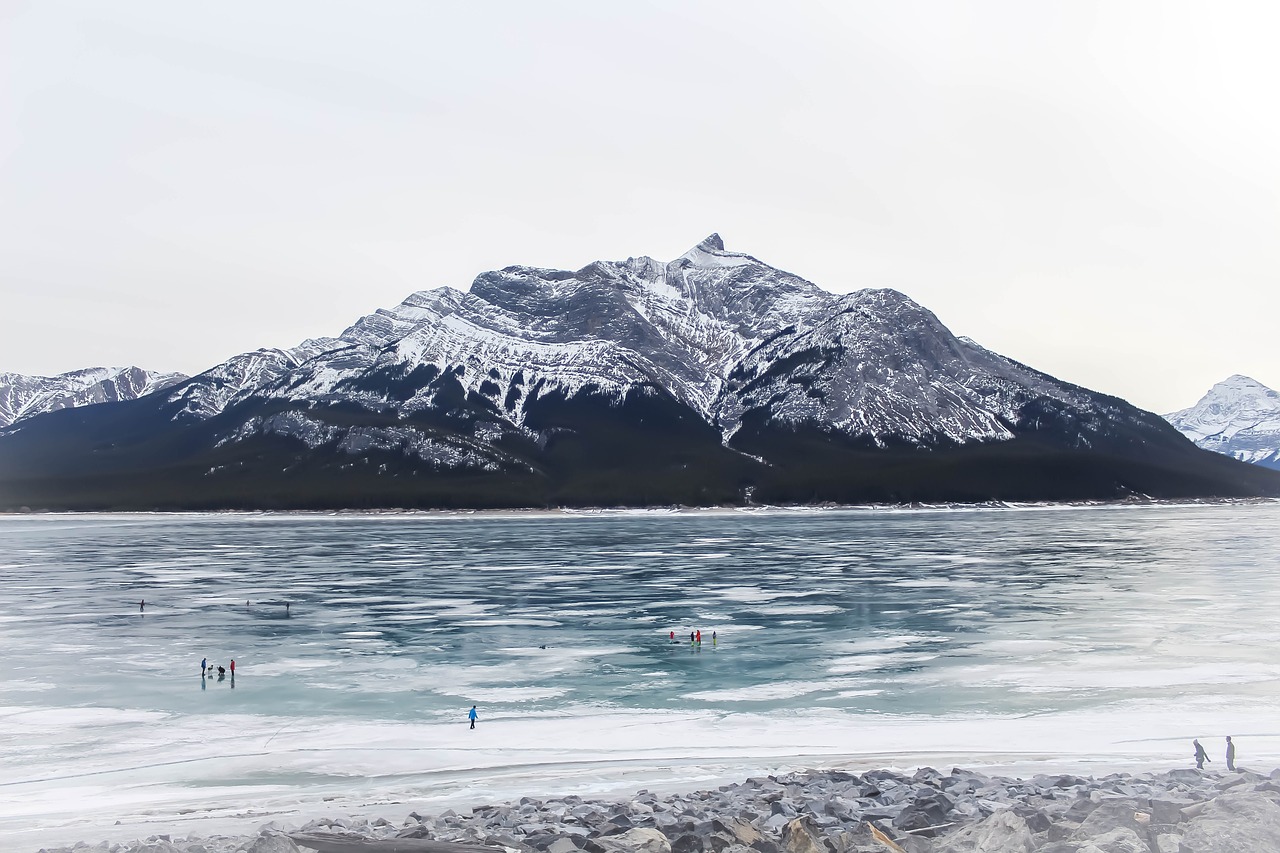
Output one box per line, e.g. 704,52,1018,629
2,503,1279,850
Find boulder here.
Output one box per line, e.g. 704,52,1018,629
1073,827,1149,853
397,827,434,840
596,829,673,853
290,837,506,853
892,792,953,837
1009,806,1050,835
547,839,580,853
1071,800,1149,843
710,819,761,848
912,769,944,789
1147,798,1194,828
596,824,630,838
1051,776,1090,790
780,817,825,853
1062,799,1100,824
1179,791,1280,852
667,835,703,853
244,836,302,853
896,838,933,853
933,810,1033,853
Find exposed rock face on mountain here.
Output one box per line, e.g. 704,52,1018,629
0,366,186,428
1,237,1277,510
1164,375,1280,471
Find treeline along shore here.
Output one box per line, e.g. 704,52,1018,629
37,765,1280,853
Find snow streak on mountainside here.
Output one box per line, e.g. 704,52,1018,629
0,366,186,428
1165,376,1280,469
129,234,1171,459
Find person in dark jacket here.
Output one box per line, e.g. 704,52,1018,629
1194,739,1210,769
1226,736,1236,771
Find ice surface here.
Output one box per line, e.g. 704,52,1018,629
2,505,1280,852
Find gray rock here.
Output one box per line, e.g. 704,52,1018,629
1050,776,1090,790
1009,806,1050,835
290,836,503,853
709,820,761,849
1147,797,1195,828
780,817,825,853
1179,791,1280,852
596,829,673,853
1073,827,1149,853
1071,800,1148,843
762,816,789,834
893,791,953,838
933,810,1033,853
243,836,301,853
666,835,702,853
1062,798,1100,825
547,839,580,853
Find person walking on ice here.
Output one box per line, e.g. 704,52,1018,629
1227,736,1236,771
1194,739,1210,769
468,705,478,730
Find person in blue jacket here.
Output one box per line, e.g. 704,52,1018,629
201,657,207,676
469,705,478,730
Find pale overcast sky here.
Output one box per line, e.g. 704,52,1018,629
2,2,1277,414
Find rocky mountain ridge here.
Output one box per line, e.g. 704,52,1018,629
0,365,186,428
2,236,1276,509
148,235,1171,451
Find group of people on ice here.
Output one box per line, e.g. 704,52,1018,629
670,629,716,645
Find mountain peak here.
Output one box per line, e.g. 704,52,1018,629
1189,375,1280,411
1213,374,1272,394
677,233,758,270
1164,375,1280,468
696,233,725,252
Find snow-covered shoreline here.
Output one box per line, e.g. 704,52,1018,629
32,764,1280,853
8,701,1280,852
3,495,1276,520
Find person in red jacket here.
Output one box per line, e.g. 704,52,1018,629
229,659,236,675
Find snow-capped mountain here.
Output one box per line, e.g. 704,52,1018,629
1165,375,1280,470
0,366,186,428
160,234,1170,450
1,236,1276,510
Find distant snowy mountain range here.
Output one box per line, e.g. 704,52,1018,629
0,366,186,429
2,235,1276,509
1165,375,1280,470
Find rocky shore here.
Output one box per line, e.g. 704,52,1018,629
38,766,1280,853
